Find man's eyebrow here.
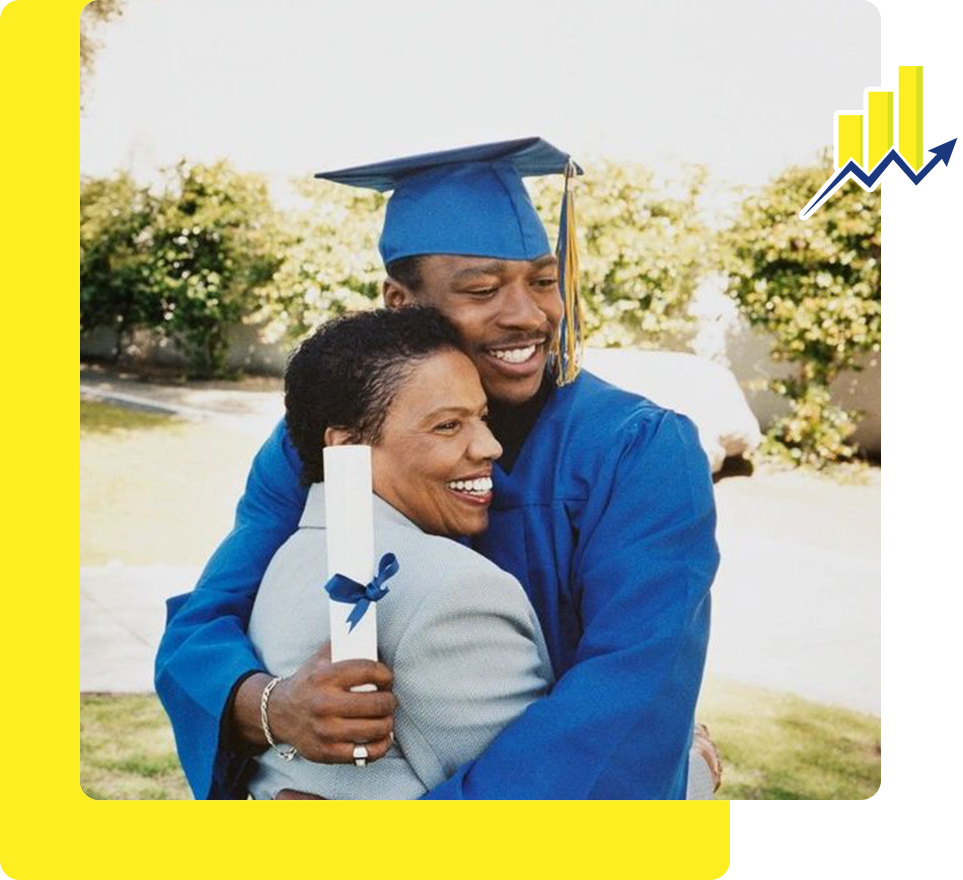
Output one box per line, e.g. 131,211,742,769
531,254,558,271
450,262,508,283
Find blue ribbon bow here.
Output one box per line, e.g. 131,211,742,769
323,553,399,632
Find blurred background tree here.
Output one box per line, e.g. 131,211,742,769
81,160,711,368
80,172,159,358
721,153,881,468
254,179,387,344
81,160,287,378
147,160,288,377
531,160,708,348
80,0,126,110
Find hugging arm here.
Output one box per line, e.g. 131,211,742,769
423,411,719,799
154,420,307,798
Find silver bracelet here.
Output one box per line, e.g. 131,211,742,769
260,675,297,762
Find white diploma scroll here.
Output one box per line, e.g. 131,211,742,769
323,445,377,666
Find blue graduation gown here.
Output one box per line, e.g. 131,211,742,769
155,370,718,799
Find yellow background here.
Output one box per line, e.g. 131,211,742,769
0,1,729,876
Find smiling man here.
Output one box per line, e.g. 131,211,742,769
155,137,720,799
392,253,563,405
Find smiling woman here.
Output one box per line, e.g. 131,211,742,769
238,306,555,800
371,349,502,537
287,306,504,537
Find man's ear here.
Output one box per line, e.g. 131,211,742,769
383,277,416,310
324,426,355,447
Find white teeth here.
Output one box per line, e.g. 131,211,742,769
489,345,537,364
447,477,493,494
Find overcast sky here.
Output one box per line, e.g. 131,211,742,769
80,0,880,201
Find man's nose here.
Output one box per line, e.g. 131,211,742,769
497,279,547,330
469,422,503,462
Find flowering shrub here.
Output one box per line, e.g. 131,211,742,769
721,154,881,467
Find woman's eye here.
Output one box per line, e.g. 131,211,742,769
534,277,558,289
434,421,459,432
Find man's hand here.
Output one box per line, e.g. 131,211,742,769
230,642,397,764
693,722,723,792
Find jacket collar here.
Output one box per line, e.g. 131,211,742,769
299,482,422,533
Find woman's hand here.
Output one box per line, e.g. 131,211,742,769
231,642,397,764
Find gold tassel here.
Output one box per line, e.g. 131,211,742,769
552,160,584,386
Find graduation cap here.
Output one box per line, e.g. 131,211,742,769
315,137,585,385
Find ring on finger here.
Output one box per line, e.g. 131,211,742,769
353,744,369,767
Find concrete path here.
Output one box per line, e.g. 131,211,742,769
80,374,880,714
707,469,880,715
80,367,284,437
81,563,200,692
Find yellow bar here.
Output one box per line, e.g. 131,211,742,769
880,235,963,243
879,205,963,217
867,91,893,169
837,115,863,167
881,468,963,550
899,65,923,170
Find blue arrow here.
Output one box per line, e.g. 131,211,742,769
801,138,956,217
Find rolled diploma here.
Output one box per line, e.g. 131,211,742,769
323,445,377,674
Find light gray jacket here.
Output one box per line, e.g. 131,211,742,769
247,484,554,800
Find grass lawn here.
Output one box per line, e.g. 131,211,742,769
80,399,266,567
699,677,880,799
81,399,183,434
80,680,880,800
80,694,191,800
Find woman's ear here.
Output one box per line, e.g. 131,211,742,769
324,426,355,447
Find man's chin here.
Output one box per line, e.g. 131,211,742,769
482,371,545,406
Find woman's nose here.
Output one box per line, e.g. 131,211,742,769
470,422,502,461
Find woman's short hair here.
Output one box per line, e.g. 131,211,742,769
285,306,464,484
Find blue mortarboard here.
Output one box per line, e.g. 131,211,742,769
315,137,585,384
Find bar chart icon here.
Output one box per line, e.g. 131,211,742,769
833,62,963,196
799,61,963,220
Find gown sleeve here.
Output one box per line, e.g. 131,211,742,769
423,410,719,799
154,419,307,799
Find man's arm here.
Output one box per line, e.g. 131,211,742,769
156,420,399,799
424,410,718,799
154,420,307,797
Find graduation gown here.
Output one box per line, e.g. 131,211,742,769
154,370,719,799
